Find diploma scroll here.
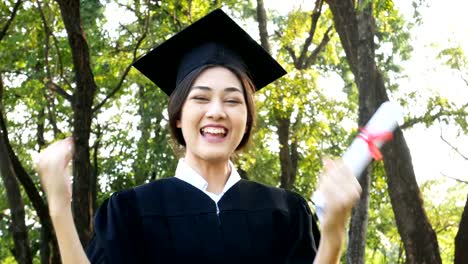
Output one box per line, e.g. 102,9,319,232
313,101,404,221
342,101,404,179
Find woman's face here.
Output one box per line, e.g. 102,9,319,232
177,66,248,163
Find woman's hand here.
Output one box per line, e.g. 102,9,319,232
317,158,362,238
36,137,91,264
35,137,75,215
313,158,361,263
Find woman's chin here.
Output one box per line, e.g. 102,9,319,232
194,148,233,163
201,152,231,163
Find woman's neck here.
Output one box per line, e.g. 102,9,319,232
184,155,231,195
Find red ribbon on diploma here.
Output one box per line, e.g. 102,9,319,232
357,128,394,160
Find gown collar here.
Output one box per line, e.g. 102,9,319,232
174,158,241,203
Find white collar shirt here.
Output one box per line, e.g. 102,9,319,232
174,158,242,212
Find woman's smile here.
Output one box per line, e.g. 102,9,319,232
177,66,248,163
200,125,229,143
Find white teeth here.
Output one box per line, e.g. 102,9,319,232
202,127,226,135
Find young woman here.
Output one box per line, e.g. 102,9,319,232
36,9,361,264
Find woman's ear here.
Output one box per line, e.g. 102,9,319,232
176,120,181,128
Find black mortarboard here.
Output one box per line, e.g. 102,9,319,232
132,8,287,96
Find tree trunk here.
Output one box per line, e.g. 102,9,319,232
55,0,97,245
255,0,271,54
1,122,60,264
256,0,298,190
0,81,32,264
37,107,46,150
37,107,53,264
0,0,23,42
325,1,442,263
277,116,296,190
1,77,61,264
347,169,370,264
382,129,441,264
346,2,377,263
2,119,61,264
91,125,100,212
0,135,32,264
133,85,152,185
455,194,468,264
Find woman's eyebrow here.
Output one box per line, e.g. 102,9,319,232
224,87,243,93
190,86,243,93
191,86,212,91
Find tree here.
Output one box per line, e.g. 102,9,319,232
437,45,468,264
0,76,32,264
254,0,340,194
0,1,54,262
456,194,468,264
52,0,152,245
1,0,467,262
325,0,442,263
0,2,31,263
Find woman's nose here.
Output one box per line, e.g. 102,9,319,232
206,100,227,120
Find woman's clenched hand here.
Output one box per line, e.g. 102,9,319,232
35,137,75,215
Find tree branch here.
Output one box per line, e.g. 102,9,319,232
37,0,73,91
93,7,150,113
284,45,298,68
256,0,271,54
297,0,324,68
401,102,468,130
119,23,136,39
440,133,468,161
46,81,73,102
116,2,137,14
0,74,3,103
39,0,70,88
304,25,333,68
45,95,63,136
1,74,59,263
51,33,72,88
0,0,23,42
91,123,101,211
36,0,52,79
457,67,468,87
325,0,359,75
441,172,468,184
161,7,183,31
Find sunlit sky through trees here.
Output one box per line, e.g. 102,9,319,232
392,0,468,184
102,0,468,186
266,0,468,186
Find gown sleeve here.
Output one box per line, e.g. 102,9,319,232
85,188,144,264
286,194,321,264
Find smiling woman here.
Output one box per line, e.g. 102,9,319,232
175,66,249,194
36,8,361,264
168,64,256,152
176,67,248,167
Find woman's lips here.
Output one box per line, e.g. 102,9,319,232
200,126,228,143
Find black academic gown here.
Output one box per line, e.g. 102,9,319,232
86,177,320,263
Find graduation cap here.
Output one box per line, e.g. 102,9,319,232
132,8,287,96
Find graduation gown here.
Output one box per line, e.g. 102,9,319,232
86,177,320,263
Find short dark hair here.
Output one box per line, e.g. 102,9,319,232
168,64,256,151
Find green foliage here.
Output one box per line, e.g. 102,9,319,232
438,46,468,101
373,0,413,92
0,0,466,262
0,183,15,261
420,179,467,263
366,162,405,263
80,0,105,29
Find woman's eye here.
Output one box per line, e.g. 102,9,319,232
192,96,208,101
225,98,243,104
